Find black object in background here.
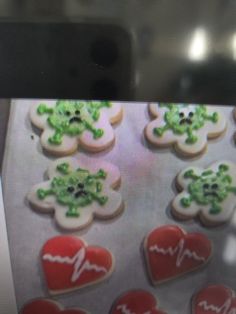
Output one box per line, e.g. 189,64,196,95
0,23,133,100
0,1,236,104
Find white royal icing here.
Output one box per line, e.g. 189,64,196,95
43,247,107,282
116,304,151,314
117,304,135,314
173,161,236,225
149,238,206,267
198,299,236,314
28,156,123,231
145,103,226,156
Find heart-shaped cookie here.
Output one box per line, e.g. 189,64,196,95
21,298,88,314
110,290,167,314
193,285,236,314
41,235,114,295
144,225,212,284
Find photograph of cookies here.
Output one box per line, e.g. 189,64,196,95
192,284,236,313
41,235,115,295
144,103,226,157
3,101,236,314
172,161,236,226
27,156,124,231
110,290,167,314
21,298,89,314
144,225,212,284
30,100,123,155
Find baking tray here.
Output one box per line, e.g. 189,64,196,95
2,101,236,313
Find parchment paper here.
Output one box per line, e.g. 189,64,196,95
2,101,236,313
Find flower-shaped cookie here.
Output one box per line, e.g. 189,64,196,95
145,103,226,157
27,156,124,230
172,161,236,226
30,100,123,155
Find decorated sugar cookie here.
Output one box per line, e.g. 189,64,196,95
41,235,115,295
193,285,236,314
172,161,236,226
27,156,123,230
30,100,123,155
110,290,167,314
145,103,226,157
144,225,212,284
21,298,88,314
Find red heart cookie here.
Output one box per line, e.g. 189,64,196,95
144,225,212,284
21,298,88,314
110,290,167,314
193,285,236,314
41,235,114,295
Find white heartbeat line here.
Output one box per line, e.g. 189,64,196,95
198,299,236,314
43,247,107,282
149,238,206,267
117,304,151,314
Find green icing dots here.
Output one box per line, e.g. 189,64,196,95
219,164,229,172
181,197,192,207
37,189,54,199
37,162,108,218
37,100,112,145
180,164,236,215
153,104,218,145
57,162,70,175
37,104,53,115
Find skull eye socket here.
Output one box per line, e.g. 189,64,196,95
65,111,71,116
212,183,218,189
188,111,194,118
203,183,209,189
67,186,75,193
179,112,184,118
75,110,80,115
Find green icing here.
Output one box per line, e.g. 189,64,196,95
181,197,192,207
37,100,112,145
37,104,54,115
37,162,108,218
57,162,70,175
180,164,236,215
153,104,218,145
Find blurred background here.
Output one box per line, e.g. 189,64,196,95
0,1,235,103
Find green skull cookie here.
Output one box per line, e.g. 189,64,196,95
30,100,123,155
172,161,236,226
145,103,226,157
27,157,124,230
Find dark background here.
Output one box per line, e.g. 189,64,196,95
0,0,235,104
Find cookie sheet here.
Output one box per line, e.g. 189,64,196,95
2,101,236,313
